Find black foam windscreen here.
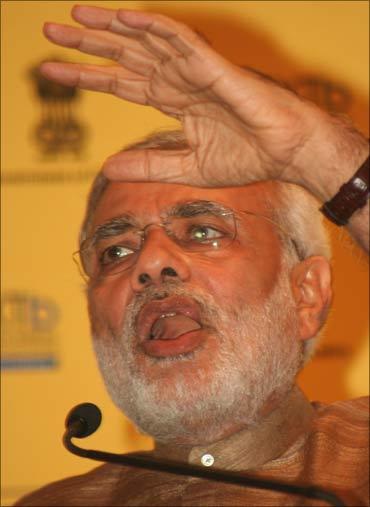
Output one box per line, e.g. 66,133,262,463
65,402,102,438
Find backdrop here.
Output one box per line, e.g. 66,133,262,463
1,1,369,504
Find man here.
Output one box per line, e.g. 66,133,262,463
16,5,369,506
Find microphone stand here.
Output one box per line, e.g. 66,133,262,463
64,418,346,507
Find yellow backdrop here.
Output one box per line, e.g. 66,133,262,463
1,1,368,505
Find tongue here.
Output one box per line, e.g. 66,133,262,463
150,315,201,341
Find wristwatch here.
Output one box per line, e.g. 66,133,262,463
320,155,369,226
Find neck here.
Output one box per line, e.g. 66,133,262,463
153,385,314,471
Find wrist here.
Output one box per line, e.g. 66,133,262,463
289,106,369,203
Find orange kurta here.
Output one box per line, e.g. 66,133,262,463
16,391,369,506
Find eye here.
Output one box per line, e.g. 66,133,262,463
100,244,135,266
189,226,223,242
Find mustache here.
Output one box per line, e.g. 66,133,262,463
123,280,221,335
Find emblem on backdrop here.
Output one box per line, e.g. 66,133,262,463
1,292,60,370
30,58,87,157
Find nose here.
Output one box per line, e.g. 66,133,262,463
130,227,191,292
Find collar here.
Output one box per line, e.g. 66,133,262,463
152,386,314,472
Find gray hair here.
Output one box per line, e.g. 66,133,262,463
272,184,331,361
80,129,331,360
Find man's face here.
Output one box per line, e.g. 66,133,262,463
87,181,303,444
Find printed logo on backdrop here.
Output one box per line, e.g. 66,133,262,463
1,292,60,370
2,58,95,185
30,58,87,158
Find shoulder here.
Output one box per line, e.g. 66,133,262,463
312,395,369,432
302,397,369,505
309,397,368,476
14,462,125,506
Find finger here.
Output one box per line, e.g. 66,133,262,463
40,61,186,114
71,5,135,32
40,62,149,105
116,10,231,90
72,5,180,62
71,5,222,92
102,149,206,186
116,10,204,57
43,22,155,77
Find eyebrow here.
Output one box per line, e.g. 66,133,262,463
166,200,234,218
91,214,140,244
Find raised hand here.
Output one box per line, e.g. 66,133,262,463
41,5,366,198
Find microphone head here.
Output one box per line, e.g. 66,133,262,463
65,402,102,438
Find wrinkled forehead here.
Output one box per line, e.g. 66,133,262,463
91,180,279,230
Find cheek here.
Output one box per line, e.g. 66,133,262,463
192,247,282,307
88,277,131,334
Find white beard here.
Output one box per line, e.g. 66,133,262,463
91,268,303,445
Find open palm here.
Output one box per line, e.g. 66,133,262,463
42,5,316,186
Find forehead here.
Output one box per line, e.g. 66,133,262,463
92,181,278,228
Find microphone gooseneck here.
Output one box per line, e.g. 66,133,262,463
63,403,346,507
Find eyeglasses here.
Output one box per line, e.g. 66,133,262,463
73,201,300,282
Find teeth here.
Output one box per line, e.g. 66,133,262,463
160,312,177,319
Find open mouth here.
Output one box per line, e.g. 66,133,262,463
136,296,205,357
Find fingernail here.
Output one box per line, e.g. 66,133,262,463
43,22,57,35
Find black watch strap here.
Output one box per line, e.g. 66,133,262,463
320,154,369,226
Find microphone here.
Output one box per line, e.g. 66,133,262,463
64,403,346,507
65,402,102,438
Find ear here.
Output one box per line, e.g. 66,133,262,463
290,256,332,342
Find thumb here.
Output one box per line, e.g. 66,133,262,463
102,148,204,185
